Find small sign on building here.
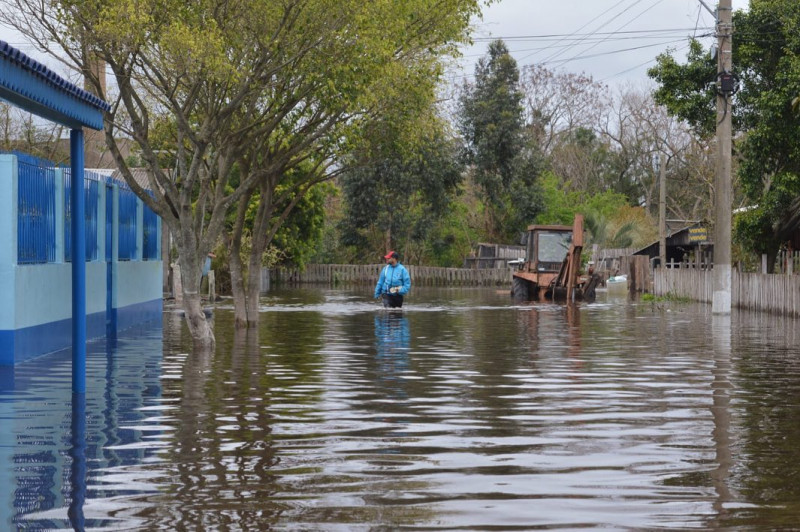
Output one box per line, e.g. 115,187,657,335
688,227,708,243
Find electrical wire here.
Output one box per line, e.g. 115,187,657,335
503,0,629,63
551,0,666,69
536,0,646,65
470,28,712,42
600,41,690,82
458,31,710,61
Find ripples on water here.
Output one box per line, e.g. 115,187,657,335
3,287,800,529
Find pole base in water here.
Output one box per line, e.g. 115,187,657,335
712,291,731,314
712,264,732,314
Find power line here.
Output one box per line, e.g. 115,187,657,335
458,31,711,60
552,0,667,69
470,27,713,42
600,41,690,82
444,35,701,85
524,0,631,64
547,37,696,66
536,0,648,65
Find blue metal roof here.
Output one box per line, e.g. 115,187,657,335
0,40,110,130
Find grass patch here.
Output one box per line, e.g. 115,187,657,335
641,292,692,303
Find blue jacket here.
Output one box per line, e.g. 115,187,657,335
374,263,411,298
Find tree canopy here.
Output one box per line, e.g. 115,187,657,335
338,119,464,264
458,40,546,241
648,0,800,268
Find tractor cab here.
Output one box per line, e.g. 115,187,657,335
512,215,599,302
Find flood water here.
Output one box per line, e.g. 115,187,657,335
3,286,800,529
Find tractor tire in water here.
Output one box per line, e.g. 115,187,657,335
511,277,529,301
582,274,600,302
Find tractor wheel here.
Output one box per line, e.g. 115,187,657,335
511,277,529,301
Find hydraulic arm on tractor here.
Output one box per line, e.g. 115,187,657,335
511,214,600,302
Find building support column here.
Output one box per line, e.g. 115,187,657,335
70,129,86,394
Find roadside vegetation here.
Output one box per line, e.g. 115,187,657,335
648,0,800,273
317,39,699,266
641,293,693,304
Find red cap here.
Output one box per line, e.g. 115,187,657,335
384,251,398,259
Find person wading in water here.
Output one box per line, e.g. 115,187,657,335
374,251,411,308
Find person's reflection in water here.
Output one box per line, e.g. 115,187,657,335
374,312,411,400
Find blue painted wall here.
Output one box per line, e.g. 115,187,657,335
0,154,162,365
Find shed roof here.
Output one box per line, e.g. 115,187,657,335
633,223,711,258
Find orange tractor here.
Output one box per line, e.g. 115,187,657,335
511,214,600,302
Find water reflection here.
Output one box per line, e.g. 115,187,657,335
374,312,410,398
709,315,734,526
725,311,800,526
152,312,289,529
4,289,800,528
0,323,164,530
67,394,86,531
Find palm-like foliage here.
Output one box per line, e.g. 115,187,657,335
584,211,636,249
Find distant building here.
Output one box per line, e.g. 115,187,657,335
633,221,713,267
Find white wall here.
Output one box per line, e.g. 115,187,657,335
13,262,110,329
115,261,163,308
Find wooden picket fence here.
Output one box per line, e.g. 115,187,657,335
774,250,800,274
267,263,513,288
653,267,714,303
653,268,800,317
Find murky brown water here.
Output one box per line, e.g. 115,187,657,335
6,286,800,529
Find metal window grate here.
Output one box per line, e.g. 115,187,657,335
142,204,159,260
117,185,138,261
15,153,56,264
64,168,100,262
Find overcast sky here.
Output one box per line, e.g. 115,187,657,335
452,0,749,89
2,0,749,91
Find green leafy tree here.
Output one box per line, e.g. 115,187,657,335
216,169,331,296
584,211,636,249
648,1,800,270
424,199,482,266
534,172,655,248
648,39,717,137
459,40,545,241
338,122,464,264
219,0,483,327
533,172,584,225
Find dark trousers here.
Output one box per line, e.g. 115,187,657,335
382,293,404,308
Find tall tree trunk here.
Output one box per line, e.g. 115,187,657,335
230,240,248,329
173,220,216,349
229,210,250,329
178,252,215,350
244,258,262,328
183,290,214,350
229,178,256,329
231,169,320,328
243,180,274,328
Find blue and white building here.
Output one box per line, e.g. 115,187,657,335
0,153,162,365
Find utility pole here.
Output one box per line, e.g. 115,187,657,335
659,152,667,270
712,0,733,314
